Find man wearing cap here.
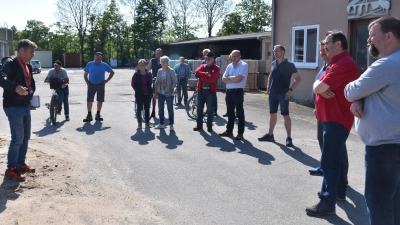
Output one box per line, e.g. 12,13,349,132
45,60,70,121
83,52,115,122
219,50,248,140
193,52,220,132
201,48,218,116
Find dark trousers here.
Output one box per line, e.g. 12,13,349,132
225,89,245,134
319,122,349,208
317,120,349,184
196,89,215,129
136,94,152,123
213,92,218,113
57,86,69,116
177,79,188,104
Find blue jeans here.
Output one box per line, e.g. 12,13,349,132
269,94,289,115
213,92,218,113
365,144,400,225
319,122,349,208
158,93,174,125
4,106,31,169
196,89,215,128
177,79,188,104
226,88,245,134
57,86,69,115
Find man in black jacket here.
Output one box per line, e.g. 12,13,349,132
0,39,37,181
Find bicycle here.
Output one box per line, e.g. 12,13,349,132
185,90,207,123
44,78,66,126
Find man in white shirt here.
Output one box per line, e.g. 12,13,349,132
219,50,248,140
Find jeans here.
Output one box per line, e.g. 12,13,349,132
177,79,188,104
57,86,69,115
365,144,400,225
226,89,245,134
136,94,152,123
158,93,174,125
269,94,289,115
4,106,31,169
317,120,349,184
319,122,349,208
196,89,215,129
213,92,218,113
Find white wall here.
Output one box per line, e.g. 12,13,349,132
32,51,52,68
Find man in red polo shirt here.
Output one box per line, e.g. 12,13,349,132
306,30,359,216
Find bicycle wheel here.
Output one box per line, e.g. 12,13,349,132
50,95,58,125
186,95,197,120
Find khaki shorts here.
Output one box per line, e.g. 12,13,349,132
87,83,105,102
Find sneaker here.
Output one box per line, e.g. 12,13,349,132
207,127,213,132
5,167,26,181
65,116,70,121
317,192,346,201
138,123,143,129
17,164,36,173
286,137,293,147
175,103,182,106
222,113,228,117
305,203,335,216
258,134,274,142
154,124,165,129
95,114,103,121
219,131,233,137
145,123,152,128
309,167,323,176
170,125,174,131
83,114,93,122
193,127,203,131
235,134,244,140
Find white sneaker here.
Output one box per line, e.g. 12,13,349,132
170,125,174,131
154,124,165,129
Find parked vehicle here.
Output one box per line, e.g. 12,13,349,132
30,60,42,74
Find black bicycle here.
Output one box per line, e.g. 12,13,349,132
45,78,66,125
185,90,208,123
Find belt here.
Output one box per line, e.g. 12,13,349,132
227,88,243,91
201,87,210,89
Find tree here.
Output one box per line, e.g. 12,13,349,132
217,0,271,36
49,22,78,62
216,12,246,36
165,0,199,41
56,0,106,66
18,20,50,50
194,0,233,37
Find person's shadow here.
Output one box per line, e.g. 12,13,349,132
336,186,369,225
33,118,66,137
131,128,155,145
156,129,183,149
0,178,20,214
76,121,111,135
273,142,320,168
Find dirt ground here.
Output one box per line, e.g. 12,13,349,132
0,134,162,225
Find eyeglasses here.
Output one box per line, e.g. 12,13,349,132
325,41,334,46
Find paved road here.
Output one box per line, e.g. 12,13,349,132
0,68,368,224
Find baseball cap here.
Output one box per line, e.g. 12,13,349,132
53,60,62,66
95,52,103,57
206,52,216,58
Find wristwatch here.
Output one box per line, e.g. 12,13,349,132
289,88,293,92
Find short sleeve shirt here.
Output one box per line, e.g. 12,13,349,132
46,68,69,88
84,61,113,84
269,59,297,95
223,60,248,89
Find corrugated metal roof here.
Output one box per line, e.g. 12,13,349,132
168,31,272,45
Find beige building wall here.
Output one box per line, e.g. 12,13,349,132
273,0,400,102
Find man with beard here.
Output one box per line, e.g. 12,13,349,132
345,16,400,225
305,30,359,216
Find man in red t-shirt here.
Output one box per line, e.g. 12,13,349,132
305,30,359,216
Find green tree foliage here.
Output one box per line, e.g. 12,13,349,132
217,0,272,36
194,0,233,37
49,22,78,62
165,0,198,41
18,20,50,50
133,0,167,58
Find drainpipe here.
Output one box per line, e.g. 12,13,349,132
272,0,276,60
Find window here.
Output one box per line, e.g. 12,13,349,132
291,25,319,69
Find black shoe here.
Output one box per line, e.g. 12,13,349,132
317,192,346,201
309,167,323,176
207,127,213,132
222,113,228,117
258,134,274,142
219,131,233,137
286,137,293,147
235,134,244,140
57,110,62,115
305,203,335,216
83,114,93,122
175,103,182,106
95,114,103,121
193,127,203,131
214,112,218,117
65,116,70,121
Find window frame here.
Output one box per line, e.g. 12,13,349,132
291,24,319,69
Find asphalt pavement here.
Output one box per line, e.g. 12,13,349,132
0,68,368,225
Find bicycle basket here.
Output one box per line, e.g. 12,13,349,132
49,78,63,89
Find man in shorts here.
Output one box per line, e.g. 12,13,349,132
83,52,115,122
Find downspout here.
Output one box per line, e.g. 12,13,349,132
272,0,277,60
